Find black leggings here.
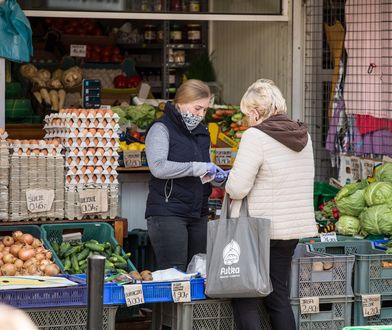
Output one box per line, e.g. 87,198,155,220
232,239,299,330
147,215,208,272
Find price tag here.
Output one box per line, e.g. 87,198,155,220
70,44,87,57
171,281,191,303
124,150,142,168
26,189,54,213
362,294,381,317
300,297,320,314
320,232,337,242
123,284,144,307
215,148,232,166
79,189,108,214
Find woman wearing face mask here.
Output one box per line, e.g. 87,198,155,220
145,79,225,271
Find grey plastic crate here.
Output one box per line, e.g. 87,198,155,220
290,244,355,298
308,239,372,256
292,296,353,330
26,306,117,330
152,299,272,330
354,295,392,326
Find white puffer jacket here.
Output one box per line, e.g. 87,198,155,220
225,127,318,240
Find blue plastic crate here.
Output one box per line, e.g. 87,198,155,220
372,239,389,251
0,275,87,308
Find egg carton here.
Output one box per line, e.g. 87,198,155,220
45,118,120,129
65,174,118,185
66,156,119,168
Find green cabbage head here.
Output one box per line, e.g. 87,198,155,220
335,181,367,216
335,215,361,236
375,163,392,182
359,204,392,235
364,182,392,206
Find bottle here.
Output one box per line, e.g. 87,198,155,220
187,24,201,43
144,24,157,43
170,24,183,43
188,0,200,12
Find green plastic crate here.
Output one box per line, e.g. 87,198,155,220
314,181,339,211
41,222,136,274
0,224,42,240
5,99,33,122
354,295,392,326
5,82,23,98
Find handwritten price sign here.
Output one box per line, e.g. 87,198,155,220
70,44,87,57
79,189,108,214
26,189,54,213
300,297,320,315
123,284,144,307
171,281,191,303
362,294,381,317
320,232,337,242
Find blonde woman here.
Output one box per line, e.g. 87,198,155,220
0,304,38,330
145,79,224,271
225,79,317,330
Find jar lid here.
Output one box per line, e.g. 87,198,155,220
187,24,201,27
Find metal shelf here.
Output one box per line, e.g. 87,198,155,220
167,63,190,69
166,43,206,49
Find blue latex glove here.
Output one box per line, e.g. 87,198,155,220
214,171,227,183
206,162,219,176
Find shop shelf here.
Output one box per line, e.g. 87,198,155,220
313,181,339,211
354,245,392,295
41,222,136,274
290,244,354,298
25,305,117,330
354,295,392,326
307,239,372,255
0,275,87,308
291,296,353,330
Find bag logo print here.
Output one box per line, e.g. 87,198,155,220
220,240,241,278
223,239,240,265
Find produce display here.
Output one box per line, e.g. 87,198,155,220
52,239,130,274
0,230,60,276
112,103,156,129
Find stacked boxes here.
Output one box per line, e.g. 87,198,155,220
0,132,9,220
44,109,120,220
8,140,64,221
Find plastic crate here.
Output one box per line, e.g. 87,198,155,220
25,305,117,330
354,295,392,326
152,299,272,330
372,240,389,251
290,244,354,298
354,244,392,295
314,181,339,211
0,224,42,239
5,99,33,122
345,327,392,330
41,222,136,274
300,235,362,244
0,275,87,308
124,229,156,272
308,239,372,255
292,296,353,329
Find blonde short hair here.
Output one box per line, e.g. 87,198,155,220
0,304,38,330
240,79,287,122
174,79,211,105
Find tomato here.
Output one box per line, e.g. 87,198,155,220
111,53,124,63
114,74,128,88
126,75,142,88
131,132,141,140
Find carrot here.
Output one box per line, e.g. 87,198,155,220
230,123,238,128
215,110,226,116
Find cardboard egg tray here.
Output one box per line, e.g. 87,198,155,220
0,186,8,221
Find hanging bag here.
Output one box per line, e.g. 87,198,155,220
205,194,272,298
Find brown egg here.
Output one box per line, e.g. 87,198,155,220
32,149,40,155
93,137,99,146
85,137,90,145
92,174,98,182
80,109,88,117
17,149,23,156
71,167,77,174
111,119,116,126
52,139,60,146
107,167,112,173
75,176,80,183
67,158,72,165
68,138,73,145
73,129,79,136
109,175,115,182
83,175,89,183
66,176,71,184
76,138,82,146
85,119,91,126
73,149,79,155
41,149,48,156
81,167,87,174
87,147,95,154
107,109,113,116
82,149,88,155
102,119,108,127
82,128,89,136
83,158,89,165
101,138,107,145
93,157,99,164
110,157,116,164
97,129,105,136
21,139,29,144
102,157,107,163
89,128,97,135
95,166,103,173
101,174,106,182
110,138,116,145
108,129,113,137
96,109,105,116
94,119,99,126
52,149,57,156
87,166,94,173
75,157,80,165
31,140,38,145
96,147,104,155
26,149,31,156
107,149,114,156
77,119,83,127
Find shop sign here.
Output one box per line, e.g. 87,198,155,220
362,294,381,317
26,189,54,213
124,150,142,168
215,148,232,166
79,189,108,214
320,232,337,242
300,297,319,314
171,281,191,303
123,284,144,307
70,44,87,57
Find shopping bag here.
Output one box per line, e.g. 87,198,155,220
205,194,272,298
0,0,33,62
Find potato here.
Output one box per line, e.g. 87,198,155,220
140,270,153,281
323,261,334,270
312,261,324,272
129,271,142,281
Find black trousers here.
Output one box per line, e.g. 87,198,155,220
232,239,299,330
147,215,208,272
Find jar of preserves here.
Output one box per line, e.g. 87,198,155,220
173,50,185,64
169,69,176,85
170,25,183,43
189,0,200,12
157,29,164,43
187,24,201,43
144,25,157,43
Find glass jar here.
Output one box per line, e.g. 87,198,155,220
189,0,200,12
171,0,181,11
170,25,183,43
169,69,176,85
173,50,185,64
144,24,157,43
187,24,201,43
157,29,164,43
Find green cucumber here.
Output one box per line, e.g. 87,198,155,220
85,242,105,252
77,247,90,261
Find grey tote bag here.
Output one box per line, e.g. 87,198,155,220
205,195,272,298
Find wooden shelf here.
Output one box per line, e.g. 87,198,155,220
5,124,45,140
0,217,128,246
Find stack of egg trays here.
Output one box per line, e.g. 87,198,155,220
9,154,24,221
64,183,119,220
0,140,9,221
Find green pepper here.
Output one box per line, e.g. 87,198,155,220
109,256,118,263
77,247,90,261
231,113,243,122
79,259,87,267
104,242,112,250
85,242,105,252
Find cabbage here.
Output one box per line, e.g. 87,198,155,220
335,215,361,236
375,163,392,182
335,181,367,216
364,182,392,206
359,204,392,235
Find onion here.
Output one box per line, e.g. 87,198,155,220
0,243,4,252
23,259,36,269
12,230,23,242
27,264,39,275
36,247,44,253
3,236,14,247
18,248,36,261
32,238,42,248
0,260,4,266
3,254,15,264
20,234,34,245
14,259,23,270
3,247,9,253
9,244,22,257
1,263,16,276
35,253,46,262
45,251,53,260
44,264,60,276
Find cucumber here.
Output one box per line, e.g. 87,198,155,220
59,242,71,257
71,254,80,273
114,245,121,255
64,256,71,271
77,247,90,261
64,245,82,258
52,241,60,254
85,242,105,252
